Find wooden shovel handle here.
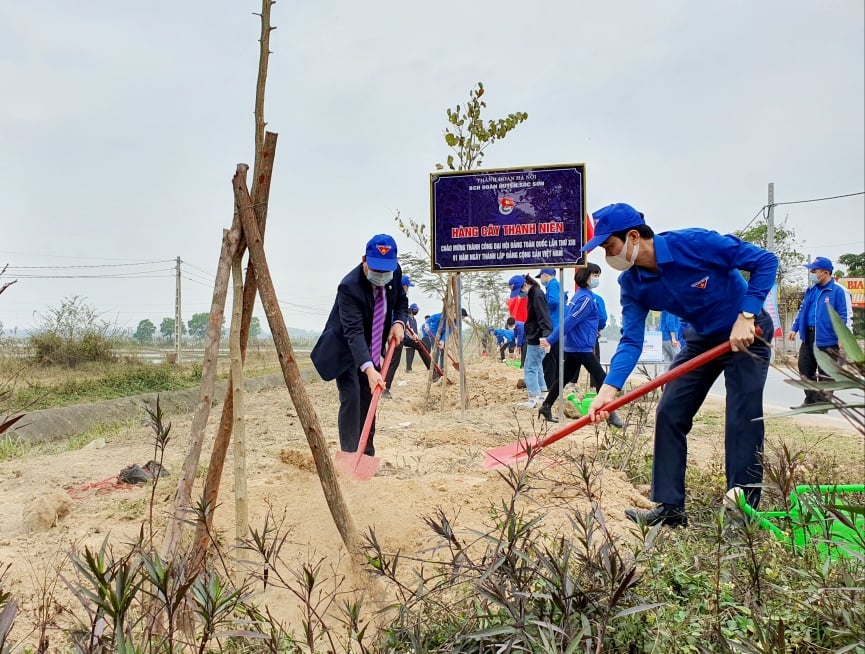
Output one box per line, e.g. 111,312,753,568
354,336,398,459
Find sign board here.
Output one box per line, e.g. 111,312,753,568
639,330,664,362
837,277,865,309
430,164,587,272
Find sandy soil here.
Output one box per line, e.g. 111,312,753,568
1,355,861,647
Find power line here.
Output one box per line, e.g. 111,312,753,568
774,191,864,207
12,268,175,279
739,190,864,232
4,259,174,270
182,260,217,277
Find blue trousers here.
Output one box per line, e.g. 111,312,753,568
651,312,773,509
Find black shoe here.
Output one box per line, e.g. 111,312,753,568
381,389,393,399
607,411,624,429
537,404,559,423
625,504,688,527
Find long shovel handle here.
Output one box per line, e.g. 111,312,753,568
353,336,398,467
486,337,741,468
539,340,732,449
406,325,446,377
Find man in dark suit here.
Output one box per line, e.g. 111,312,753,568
311,234,409,455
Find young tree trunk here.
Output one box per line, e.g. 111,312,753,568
161,224,239,560
230,256,248,574
232,164,363,557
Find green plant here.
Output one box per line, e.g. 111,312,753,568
777,305,864,432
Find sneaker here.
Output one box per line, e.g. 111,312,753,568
381,389,393,399
516,399,538,408
625,504,688,527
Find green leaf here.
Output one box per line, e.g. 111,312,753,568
814,346,844,377
444,132,457,147
783,378,860,391
829,305,864,363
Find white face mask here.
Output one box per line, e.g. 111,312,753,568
589,277,600,289
366,270,392,287
605,238,639,272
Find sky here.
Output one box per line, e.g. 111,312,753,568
1,0,863,336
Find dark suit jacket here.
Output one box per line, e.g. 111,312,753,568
311,263,409,381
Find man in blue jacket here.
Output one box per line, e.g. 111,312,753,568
487,326,516,361
311,234,408,455
787,257,849,409
584,203,778,526
659,310,682,363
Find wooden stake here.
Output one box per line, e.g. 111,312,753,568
190,133,277,570
161,224,239,560
232,165,363,557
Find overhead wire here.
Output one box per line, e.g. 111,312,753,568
4,259,174,270
739,190,864,232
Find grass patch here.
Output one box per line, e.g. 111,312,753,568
1,349,292,412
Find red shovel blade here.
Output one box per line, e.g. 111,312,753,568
335,449,380,481
485,340,734,469
335,337,397,481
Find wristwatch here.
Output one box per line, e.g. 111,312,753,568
740,311,755,320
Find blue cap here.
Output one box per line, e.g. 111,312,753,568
508,274,526,298
805,256,833,272
409,303,419,311
365,234,398,271
535,268,556,278
487,327,495,333
402,274,415,287
581,203,645,251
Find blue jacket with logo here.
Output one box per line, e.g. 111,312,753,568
546,287,599,353
791,278,849,347
606,229,778,389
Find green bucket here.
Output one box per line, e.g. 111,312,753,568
566,392,597,416
505,360,522,369
733,484,865,561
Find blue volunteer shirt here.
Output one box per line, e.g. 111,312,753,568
513,321,525,347
491,328,515,346
606,228,778,389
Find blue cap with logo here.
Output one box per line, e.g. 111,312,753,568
508,274,526,298
535,268,556,278
365,234,398,271
402,274,415,287
409,303,419,311
805,256,833,272
581,203,645,252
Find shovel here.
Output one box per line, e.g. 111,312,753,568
485,339,736,468
334,337,397,481
406,326,454,383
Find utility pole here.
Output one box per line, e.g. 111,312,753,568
175,256,182,364
767,182,775,253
